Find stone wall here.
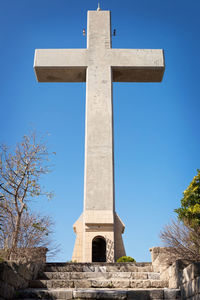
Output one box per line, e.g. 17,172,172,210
150,247,181,274
0,247,47,263
0,261,42,299
150,247,192,288
180,262,200,299
150,247,200,298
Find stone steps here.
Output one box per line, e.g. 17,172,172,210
29,279,168,289
14,288,181,299
39,271,160,280
43,263,153,273
14,262,181,299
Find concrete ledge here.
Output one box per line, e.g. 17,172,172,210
44,262,153,273
15,288,181,299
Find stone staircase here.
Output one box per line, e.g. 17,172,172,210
14,262,181,299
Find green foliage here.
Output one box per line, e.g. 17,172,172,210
66,260,77,263
116,256,135,263
32,222,49,235
175,169,200,228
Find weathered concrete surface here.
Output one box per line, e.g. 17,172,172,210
34,48,164,83
34,49,87,82
34,9,165,263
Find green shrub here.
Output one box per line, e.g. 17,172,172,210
116,256,135,263
66,260,77,263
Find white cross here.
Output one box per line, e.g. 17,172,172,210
34,9,164,262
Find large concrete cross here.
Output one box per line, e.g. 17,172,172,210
34,8,164,262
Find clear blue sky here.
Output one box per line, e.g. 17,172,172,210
0,0,200,262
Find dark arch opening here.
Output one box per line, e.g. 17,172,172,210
92,236,106,262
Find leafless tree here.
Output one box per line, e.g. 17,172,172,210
0,209,58,259
0,132,55,259
160,219,200,261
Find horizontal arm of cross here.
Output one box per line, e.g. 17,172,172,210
34,48,164,82
34,49,87,82
110,49,164,82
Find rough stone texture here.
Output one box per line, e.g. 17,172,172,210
73,289,127,299
182,262,200,284
0,261,42,299
160,263,179,289
0,282,14,300
164,288,181,299
13,262,182,300
149,247,196,291
34,9,165,263
43,262,152,273
0,247,47,263
16,288,73,299
40,271,160,281
180,262,200,299
150,247,181,274
15,288,182,300
127,289,164,299
2,258,199,300
149,248,200,298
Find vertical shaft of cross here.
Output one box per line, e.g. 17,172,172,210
84,11,114,216
84,66,114,212
82,11,116,261
87,10,111,49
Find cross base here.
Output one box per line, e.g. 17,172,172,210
72,213,125,262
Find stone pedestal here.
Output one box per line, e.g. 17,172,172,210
72,212,125,262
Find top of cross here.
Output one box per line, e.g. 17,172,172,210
34,9,164,83
97,3,101,11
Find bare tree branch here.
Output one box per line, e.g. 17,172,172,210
160,219,200,261
0,131,57,259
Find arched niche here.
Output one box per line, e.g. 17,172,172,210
92,236,106,262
